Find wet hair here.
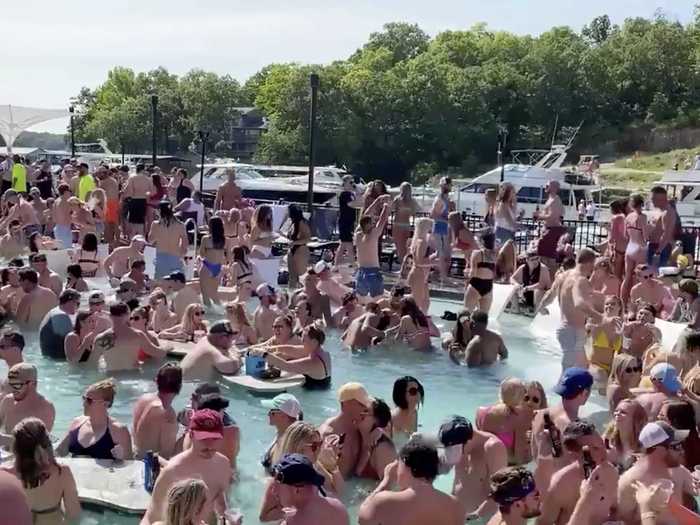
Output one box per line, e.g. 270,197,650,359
66,264,83,280
18,268,38,284
87,378,116,407
480,229,496,250
28,232,41,254
165,478,208,525
209,216,225,250
109,302,130,317
159,199,176,226
399,296,428,328
454,310,471,347
609,199,625,215
305,325,325,346
686,332,700,351
73,310,92,335
562,419,596,451
371,398,392,429
82,232,98,252
12,417,58,489
376,310,393,331
471,310,488,326
392,376,424,409
630,194,644,210
399,439,439,482
577,248,596,265
156,363,183,395
1,330,25,350
489,467,535,511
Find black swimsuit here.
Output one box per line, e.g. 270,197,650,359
469,253,496,296
303,354,331,390
68,421,117,460
176,178,192,204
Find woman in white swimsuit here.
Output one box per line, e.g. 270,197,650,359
249,205,275,259
622,194,647,305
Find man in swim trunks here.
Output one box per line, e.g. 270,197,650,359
647,186,679,271
29,253,63,298
556,248,602,371
38,289,80,359
0,469,32,524
141,409,233,525
96,166,121,249
133,362,183,459
148,199,188,279
123,163,154,237
103,235,146,283
15,268,58,329
180,320,241,381
3,190,40,238
213,168,243,211
52,183,74,249
461,311,508,367
355,200,390,302
314,260,352,306
254,283,279,340
538,181,564,228
635,363,683,421
332,291,363,329
92,301,167,372
486,467,542,525
431,176,455,281
0,363,55,447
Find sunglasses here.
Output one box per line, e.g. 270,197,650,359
272,324,284,329
90,301,105,306
130,316,141,322
667,442,684,451
641,274,652,279
306,441,322,453
407,387,420,396
193,311,205,316
8,381,29,391
82,395,97,405
524,395,540,404
268,409,281,417
625,366,642,373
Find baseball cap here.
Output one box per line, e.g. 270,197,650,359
649,363,683,394
337,382,371,407
209,320,235,336
261,393,302,419
7,362,37,383
638,421,689,448
272,454,326,494
313,260,331,274
188,408,224,440
88,291,106,305
438,415,474,447
117,278,137,292
679,279,699,296
255,283,276,298
132,235,146,243
164,271,186,283
553,367,593,398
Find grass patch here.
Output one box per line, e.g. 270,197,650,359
614,148,700,171
599,168,661,191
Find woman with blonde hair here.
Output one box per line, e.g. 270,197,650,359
407,217,437,313
159,303,208,343
603,398,646,471
259,421,343,522
607,353,643,412
152,478,209,525
494,183,518,246
224,302,257,345
88,187,107,240
586,295,623,393
475,378,531,464
391,182,420,264
6,417,80,524
248,204,275,259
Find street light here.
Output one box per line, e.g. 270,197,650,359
69,106,75,158
198,130,209,193
150,94,158,167
498,127,509,182
306,73,320,216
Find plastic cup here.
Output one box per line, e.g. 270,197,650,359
282,507,297,519
657,478,674,504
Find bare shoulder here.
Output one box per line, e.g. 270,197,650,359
484,434,507,455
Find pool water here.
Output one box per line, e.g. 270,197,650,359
3,297,606,525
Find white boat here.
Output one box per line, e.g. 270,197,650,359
656,165,700,223
455,145,602,220
195,162,337,204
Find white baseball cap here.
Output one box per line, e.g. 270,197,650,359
314,260,331,274
638,421,689,449
260,393,301,419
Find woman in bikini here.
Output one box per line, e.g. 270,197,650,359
159,303,208,343
224,302,258,346
390,376,424,445
65,310,99,364
227,245,254,299
129,306,161,362
356,398,397,480
248,205,275,259
5,418,80,525
198,216,227,307
383,296,434,350
607,199,628,280
589,257,621,311
391,182,420,264
586,295,623,394
222,208,243,254
407,218,437,314
464,229,498,312
606,353,643,412
622,194,648,305
449,211,476,262
284,204,311,289
72,232,100,278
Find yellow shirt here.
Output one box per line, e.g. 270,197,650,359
11,164,26,193
78,175,96,201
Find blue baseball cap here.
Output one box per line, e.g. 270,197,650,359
553,367,593,398
272,454,326,495
650,363,682,394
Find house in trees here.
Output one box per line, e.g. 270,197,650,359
226,107,266,162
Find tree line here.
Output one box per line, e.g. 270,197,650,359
74,8,700,185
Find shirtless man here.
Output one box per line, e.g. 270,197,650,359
160,271,199,319
96,167,121,249
443,415,508,519
0,363,55,447
3,190,40,237
123,163,154,237
618,421,695,525
213,168,242,211
355,200,390,301
133,362,182,459
0,331,25,390
103,235,146,282
148,200,188,279
342,306,392,350
180,320,241,381
295,269,334,326
463,311,508,367
629,264,668,316
359,437,463,525
0,266,25,316
254,284,279,341
140,409,233,525
0,220,25,259
319,382,371,478
621,305,661,357
0,469,32,525
124,260,150,293
646,186,678,271
536,420,618,525
87,291,112,334
15,268,58,329
314,260,352,306
538,181,564,228
556,248,602,370
635,363,682,421
486,467,542,525
92,302,167,372
29,252,63,298
52,183,74,249
332,292,363,329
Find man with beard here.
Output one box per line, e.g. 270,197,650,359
486,467,542,525
618,421,696,524
140,409,233,525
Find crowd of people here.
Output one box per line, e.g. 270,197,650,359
0,153,698,524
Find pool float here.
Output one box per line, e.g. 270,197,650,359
58,457,150,514
490,283,517,320
220,364,305,394
655,318,687,352
160,339,196,358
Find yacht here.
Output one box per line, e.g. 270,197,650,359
656,162,700,222
455,145,601,219
195,162,337,204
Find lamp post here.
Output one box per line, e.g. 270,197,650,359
498,127,508,183
198,130,209,193
306,73,320,216
150,94,158,167
69,106,75,158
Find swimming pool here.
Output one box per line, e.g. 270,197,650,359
3,297,607,524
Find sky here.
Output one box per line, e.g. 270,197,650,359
4,0,694,134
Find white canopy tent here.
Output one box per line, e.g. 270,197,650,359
0,105,69,154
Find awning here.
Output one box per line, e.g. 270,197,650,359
0,105,69,154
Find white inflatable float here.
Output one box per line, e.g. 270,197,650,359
656,318,687,352
161,340,197,358
251,257,282,286
60,458,149,514
220,369,305,393
490,284,517,320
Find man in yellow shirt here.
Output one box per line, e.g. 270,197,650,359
76,162,95,201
